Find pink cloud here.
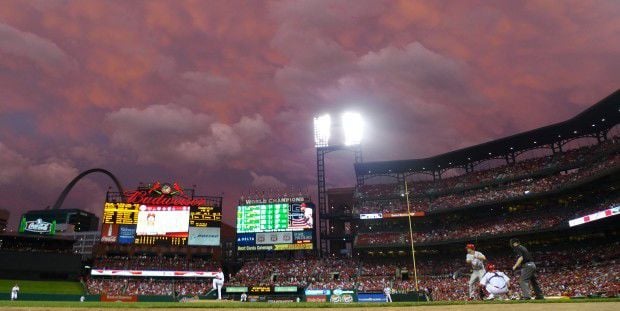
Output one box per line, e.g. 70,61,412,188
0,0,618,227
105,104,271,168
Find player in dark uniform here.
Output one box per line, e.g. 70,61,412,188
510,238,544,300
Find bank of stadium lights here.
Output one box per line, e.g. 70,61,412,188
313,114,331,148
342,112,364,146
313,112,364,147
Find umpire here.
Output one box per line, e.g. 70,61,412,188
510,238,544,300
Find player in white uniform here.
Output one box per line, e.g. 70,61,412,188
212,267,225,300
465,244,486,300
383,285,392,302
11,284,19,301
301,203,313,227
480,263,510,300
240,292,247,302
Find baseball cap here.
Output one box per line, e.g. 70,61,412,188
486,263,496,271
465,244,475,250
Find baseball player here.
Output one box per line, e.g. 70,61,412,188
240,292,247,302
212,267,225,300
11,284,19,301
479,263,510,300
465,244,486,300
384,285,392,302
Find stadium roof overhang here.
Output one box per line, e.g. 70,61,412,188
355,89,620,176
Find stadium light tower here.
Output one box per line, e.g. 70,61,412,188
314,112,364,257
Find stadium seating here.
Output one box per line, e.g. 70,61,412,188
354,145,619,214
92,255,218,271
86,278,210,296
355,198,618,247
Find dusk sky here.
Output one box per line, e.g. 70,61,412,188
1,0,619,229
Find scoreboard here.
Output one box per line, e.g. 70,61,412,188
102,202,139,225
236,203,289,233
101,203,221,246
236,201,315,251
190,206,222,227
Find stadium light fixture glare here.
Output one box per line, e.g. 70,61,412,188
342,112,363,146
314,114,331,148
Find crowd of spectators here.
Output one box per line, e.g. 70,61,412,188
354,151,619,215
86,278,210,296
355,197,619,247
85,242,619,299
93,255,218,271
0,237,74,253
356,140,619,203
420,141,617,195
228,242,620,299
228,257,357,288
428,153,620,212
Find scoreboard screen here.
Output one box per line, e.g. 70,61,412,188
236,203,313,233
102,202,139,225
236,202,315,251
236,203,289,233
190,206,222,227
101,202,221,246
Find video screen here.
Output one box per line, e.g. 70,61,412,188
236,202,315,251
135,205,190,237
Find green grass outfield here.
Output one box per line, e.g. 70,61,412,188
0,298,618,308
0,280,84,295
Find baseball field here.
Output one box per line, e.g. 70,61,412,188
1,299,619,311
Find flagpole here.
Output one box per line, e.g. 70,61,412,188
404,180,419,292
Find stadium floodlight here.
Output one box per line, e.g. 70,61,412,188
342,112,363,146
314,114,331,148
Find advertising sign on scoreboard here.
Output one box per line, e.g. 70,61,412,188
100,182,222,246
236,198,314,251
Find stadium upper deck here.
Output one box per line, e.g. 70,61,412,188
354,89,619,177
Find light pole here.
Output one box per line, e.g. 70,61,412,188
314,112,364,257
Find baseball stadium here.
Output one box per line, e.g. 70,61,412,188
1,90,618,311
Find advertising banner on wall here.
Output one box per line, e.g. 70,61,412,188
329,289,356,303
100,294,137,302
188,227,220,246
568,205,619,227
306,295,327,302
357,293,387,302
117,225,136,244
91,270,218,278
101,223,118,242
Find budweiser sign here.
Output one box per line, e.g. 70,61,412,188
124,191,206,206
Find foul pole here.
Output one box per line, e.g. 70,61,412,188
404,180,419,291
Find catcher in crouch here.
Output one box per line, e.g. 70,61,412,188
479,263,511,300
